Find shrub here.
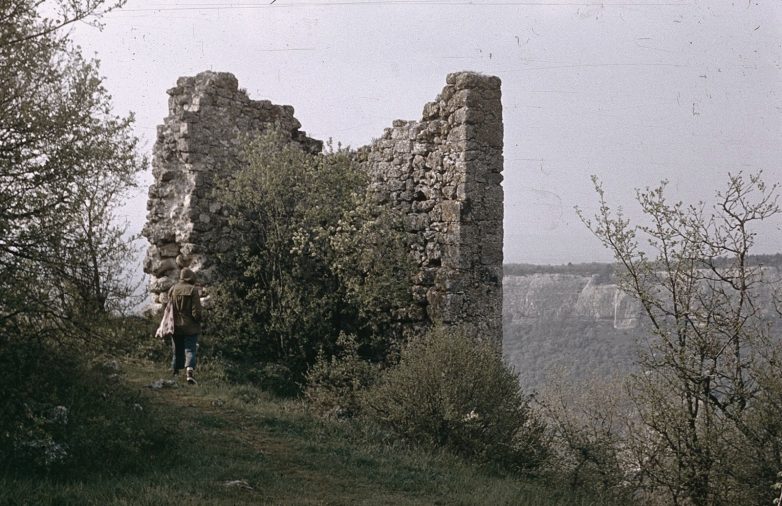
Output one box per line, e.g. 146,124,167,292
209,129,414,388
0,335,171,476
539,374,637,502
362,326,547,473
305,333,380,418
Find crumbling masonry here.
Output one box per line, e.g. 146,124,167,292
143,71,504,341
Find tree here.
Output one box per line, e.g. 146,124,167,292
210,129,415,385
0,0,150,476
0,0,143,340
578,173,782,505
56,166,142,316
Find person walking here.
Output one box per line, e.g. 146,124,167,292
168,267,203,385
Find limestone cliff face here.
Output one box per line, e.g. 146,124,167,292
502,266,782,388
502,273,643,388
504,275,640,329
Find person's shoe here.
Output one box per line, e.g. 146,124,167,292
186,368,197,385
172,368,179,377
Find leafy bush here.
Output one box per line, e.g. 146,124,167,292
362,326,547,473
0,335,171,476
539,374,637,502
209,129,414,388
305,332,380,418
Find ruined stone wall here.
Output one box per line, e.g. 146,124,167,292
143,71,503,341
142,71,321,305
356,72,504,340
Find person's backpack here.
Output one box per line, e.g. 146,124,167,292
155,301,175,341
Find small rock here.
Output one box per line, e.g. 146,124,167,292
146,379,178,389
48,405,68,424
223,480,254,490
102,359,121,372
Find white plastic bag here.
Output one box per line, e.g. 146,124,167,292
155,302,175,341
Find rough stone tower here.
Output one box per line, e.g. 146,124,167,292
143,71,503,341
356,71,504,339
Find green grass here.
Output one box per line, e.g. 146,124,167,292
1,357,604,505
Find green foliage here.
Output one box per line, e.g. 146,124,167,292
1,358,609,506
0,336,170,476
209,129,414,386
540,375,637,503
0,0,143,341
362,326,548,473
305,332,381,418
579,172,782,505
0,0,156,481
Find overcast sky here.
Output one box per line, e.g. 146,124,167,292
70,0,782,265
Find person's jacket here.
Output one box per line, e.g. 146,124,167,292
168,279,202,336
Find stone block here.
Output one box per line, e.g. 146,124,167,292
405,213,429,232
446,71,493,90
446,124,468,144
158,243,180,258
424,241,441,261
175,253,191,268
415,267,437,286
440,293,465,323
473,122,504,149
393,141,413,154
422,101,439,120
153,258,178,276
478,265,503,285
451,107,485,126
441,201,461,223
160,169,177,182
485,172,503,185
412,143,429,156
480,240,504,266
412,199,435,213
149,275,176,294
447,89,471,108
459,225,479,245
147,228,175,245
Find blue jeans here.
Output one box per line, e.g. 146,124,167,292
172,334,198,372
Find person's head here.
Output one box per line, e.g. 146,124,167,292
179,268,196,284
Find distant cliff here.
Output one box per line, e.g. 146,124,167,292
502,272,642,388
502,258,782,389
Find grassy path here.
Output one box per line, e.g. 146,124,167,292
2,359,597,505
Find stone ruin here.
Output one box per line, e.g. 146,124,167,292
143,71,504,341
